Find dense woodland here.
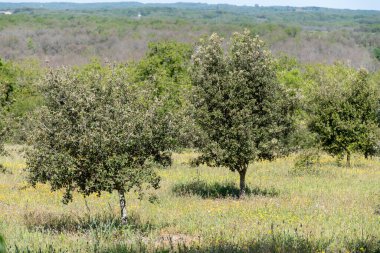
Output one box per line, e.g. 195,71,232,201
0,2,380,253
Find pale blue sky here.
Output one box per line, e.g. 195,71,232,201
1,0,380,11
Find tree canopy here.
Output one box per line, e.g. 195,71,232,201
308,64,380,166
190,30,296,197
130,41,199,150
26,62,176,223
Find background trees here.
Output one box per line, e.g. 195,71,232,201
190,30,295,197
1,3,380,70
0,59,43,143
26,62,177,223
0,58,14,156
308,64,380,166
129,41,197,153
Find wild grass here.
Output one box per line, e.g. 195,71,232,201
0,145,379,252
172,180,279,198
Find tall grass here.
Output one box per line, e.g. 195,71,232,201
0,145,379,252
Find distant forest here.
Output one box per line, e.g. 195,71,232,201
0,2,380,69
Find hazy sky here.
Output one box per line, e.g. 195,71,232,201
1,0,380,11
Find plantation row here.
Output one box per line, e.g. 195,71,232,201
0,30,379,226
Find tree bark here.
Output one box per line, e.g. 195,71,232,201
238,166,247,199
346,151,351,168
118,189,127,225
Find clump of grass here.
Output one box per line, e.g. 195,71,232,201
24,210,119,234
172,180,279,199
346,236,380,253
0,235,5,253
289,149,322,176
10,233,380,253
196,232,330,253
95,231,380,253
10,244,67,253
23,210,159,235
375,204,380,215
0,164,12,175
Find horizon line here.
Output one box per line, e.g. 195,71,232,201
0,1,379,11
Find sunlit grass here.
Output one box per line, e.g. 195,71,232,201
0,145,379,252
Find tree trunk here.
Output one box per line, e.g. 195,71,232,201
238,166,247,199
346,151,351,168
118,189,127,225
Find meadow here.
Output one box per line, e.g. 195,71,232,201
1,2,380,252
0,145,379,252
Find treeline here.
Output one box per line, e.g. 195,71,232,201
1,31,380,221
0,4,379,69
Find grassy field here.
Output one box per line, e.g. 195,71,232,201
0,145,379,252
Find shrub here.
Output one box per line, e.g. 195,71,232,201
290,149,321,176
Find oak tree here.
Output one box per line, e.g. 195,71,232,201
308,65,380,166
190,30,295,197
26,62,175,223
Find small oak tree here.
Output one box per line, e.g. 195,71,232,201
190,31,295,197
308,65,380,166
26,62,175,224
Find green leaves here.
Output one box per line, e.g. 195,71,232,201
129,41,197,149
26,62,176,204
308,64,380,163
191,30,295,172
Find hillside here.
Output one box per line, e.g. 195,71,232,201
0,2,379,68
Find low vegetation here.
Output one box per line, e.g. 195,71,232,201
0,146,379,252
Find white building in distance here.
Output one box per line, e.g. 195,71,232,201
0,11,12,15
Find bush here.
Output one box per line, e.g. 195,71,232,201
374,47,380,61
290,149,321,176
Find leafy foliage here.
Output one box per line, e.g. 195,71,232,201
0,58,14,154
0,58,43,143
190,30,296,196
129,41,198,150
0,59,15,109
374,47,380,61
26,62,177,221
308,64,380,166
